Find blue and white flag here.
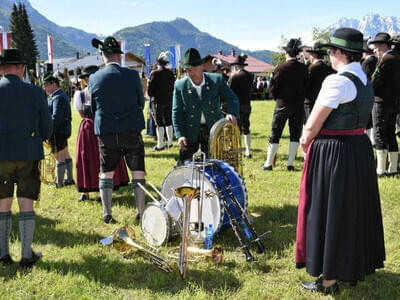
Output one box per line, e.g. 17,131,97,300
144,44,151,78
169,45,176,69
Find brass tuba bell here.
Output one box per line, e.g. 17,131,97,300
209,118,243,175
40,142,56,184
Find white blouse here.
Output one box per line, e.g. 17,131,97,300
73,88,91,111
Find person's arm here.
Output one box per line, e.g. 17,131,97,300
218,75,239,125
38,90,53,140
73,90,85,118
300,104,333,153
134,71,145,110
51,95,66,131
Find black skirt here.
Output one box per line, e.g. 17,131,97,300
300,134,385,281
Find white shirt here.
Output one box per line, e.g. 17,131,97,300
189,75,206,124
315,62,367,109
73,88,91,111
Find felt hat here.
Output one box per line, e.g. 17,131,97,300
320,28,363,53
230,53,248,66
362,39,374,54
43,72,59,84
183,48,203,68
91,36,123,54
368,32,392,46
305,41,327,55
0,49,25,65
390,34,400,45
79,65,99,78
283,38,302,54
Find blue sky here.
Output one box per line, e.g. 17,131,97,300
29,0,399,51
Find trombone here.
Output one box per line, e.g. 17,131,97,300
113,226,174,273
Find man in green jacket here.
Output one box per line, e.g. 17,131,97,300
172,48,239,164
0,49,53,268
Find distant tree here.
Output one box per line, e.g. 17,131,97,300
9,3,39,70
270,34,288,66
312,27,332,43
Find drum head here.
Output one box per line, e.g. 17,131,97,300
141,203,170,246
162,166,223,239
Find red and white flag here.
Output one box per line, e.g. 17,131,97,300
47,34,53,64
0,32,12,52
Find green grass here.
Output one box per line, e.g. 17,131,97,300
1,101,400,300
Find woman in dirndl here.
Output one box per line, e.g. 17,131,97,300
296,28,385,295
74,65,129,202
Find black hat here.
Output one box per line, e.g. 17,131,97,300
0,49,25,65
212,57,224,70
391,34,400,45
79,65,99,78
362,39,374,54
183,48,204,68
305,41,327,55
43,72,59,84
91,36,123,54
157,52,169,65
368,32,392,46
230,53,248,66
320,28,363,53
283,38,302,54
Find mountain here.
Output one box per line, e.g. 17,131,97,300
0,0,100,59
332,13,400,38
113,18,273,63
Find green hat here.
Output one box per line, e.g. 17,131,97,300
43,72,59,84
183,48,204,68
91,36,123,54
0,49,25,65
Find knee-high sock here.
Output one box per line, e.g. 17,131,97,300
244,134,251,156
156,127,165,148
0,211,11,258
287,142,299,166
19,211,35,259
388,152,398,174
263,143,279,167
132,179,146,216
65,158,74,182
166,125,174,146
376,149,388,175
56,161,66,185
99,178,113,217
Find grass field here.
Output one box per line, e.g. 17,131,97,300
1,100,400,300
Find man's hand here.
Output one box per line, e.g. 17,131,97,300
225,114,237,126
178,136,188,150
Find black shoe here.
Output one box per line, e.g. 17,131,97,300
0,255,15,266
262,165,272,171
19,251,42,269
135,212,141,221
377,172,387,178
287,165,295,171
167,144,173,148
78,194,89,202
301,278,339,295
151,145,165,152
63,179,75,186
103,215,113,224
244,154,252,158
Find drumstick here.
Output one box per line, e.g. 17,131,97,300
137,182,160,204
148,181,169,203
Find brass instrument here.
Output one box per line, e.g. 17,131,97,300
174,186,200,279
167,245,224,264
113,226,174,273
209,118,243,176
40,142,56,184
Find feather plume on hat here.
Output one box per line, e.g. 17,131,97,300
157,51,171,65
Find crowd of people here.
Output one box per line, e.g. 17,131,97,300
1,27,398,295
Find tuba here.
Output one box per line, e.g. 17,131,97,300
40,142,56,184
209,118,243,176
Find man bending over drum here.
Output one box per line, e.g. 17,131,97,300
172,48,239,165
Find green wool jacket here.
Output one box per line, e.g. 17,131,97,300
172,72,239,142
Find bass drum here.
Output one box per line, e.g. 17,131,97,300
161,160,248,239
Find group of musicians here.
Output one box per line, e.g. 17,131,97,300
0,29,397,293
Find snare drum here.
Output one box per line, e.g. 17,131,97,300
161,159,248,239
141,202,179,246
